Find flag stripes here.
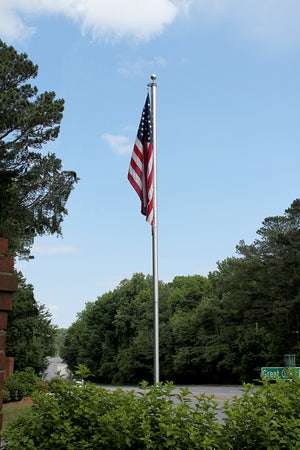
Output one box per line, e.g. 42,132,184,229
128,94,153,226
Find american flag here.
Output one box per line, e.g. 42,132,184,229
128,94,153,226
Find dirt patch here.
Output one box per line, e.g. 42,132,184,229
3,397,33,408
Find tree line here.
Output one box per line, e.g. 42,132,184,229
0,40,78,374
61,199,300,384
6,272,56,374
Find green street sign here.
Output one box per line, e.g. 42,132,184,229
261,367,300,380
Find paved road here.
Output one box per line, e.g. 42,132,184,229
43,358,244,402
102,385,245,406
172,385,244,421
43,356,70,381
99,384,245,422
174,384,244,400
100,384,244,400
43,358,244,420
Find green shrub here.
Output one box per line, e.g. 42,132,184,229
3,367,40,403
221,372,300,449
3,375,300,449
2,388,11,404
3,379,221,449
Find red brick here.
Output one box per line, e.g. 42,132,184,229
0,354,9,371
0,274,17,292
2,358,14,382
0,371,4,390
0,239,8,256
0,313,8,330
0,256,14,273
0,294,12,311
0,358,13,383
0,333,6,352
7,358,14,378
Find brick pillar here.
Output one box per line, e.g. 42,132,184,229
0,238,17,443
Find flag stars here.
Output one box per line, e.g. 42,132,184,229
137,98,152,143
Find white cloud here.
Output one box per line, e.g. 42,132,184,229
102,133,132,155
1,1,300,47
0,4,35,41
48,304,59,319
117,56,167,76
0,0,189,43
49,304,59,310
33,244,78,255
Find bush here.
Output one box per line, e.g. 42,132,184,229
2,374,300,449
221,372,300,449
3,380,221,449
3,367,40,403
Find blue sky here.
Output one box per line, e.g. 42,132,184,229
1,0,300,328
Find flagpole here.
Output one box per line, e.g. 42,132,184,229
149,74,159,384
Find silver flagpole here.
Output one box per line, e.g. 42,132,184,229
149,74,159,384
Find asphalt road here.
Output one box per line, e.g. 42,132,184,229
43,356,70,381
171,385,244,421
174,384,244,401
44,357,244,402
100,384,244,400
99,384,244,422
43,358,245,419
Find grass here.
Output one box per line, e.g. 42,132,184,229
2,402,32,431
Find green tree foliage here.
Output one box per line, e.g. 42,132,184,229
6,273,56,374
62,200,300,384
209,199,300,380
61,274,156,383
61,273,212,384
55,328,67,356
0,39,78,257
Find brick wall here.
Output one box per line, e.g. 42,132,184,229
0,238,17,443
